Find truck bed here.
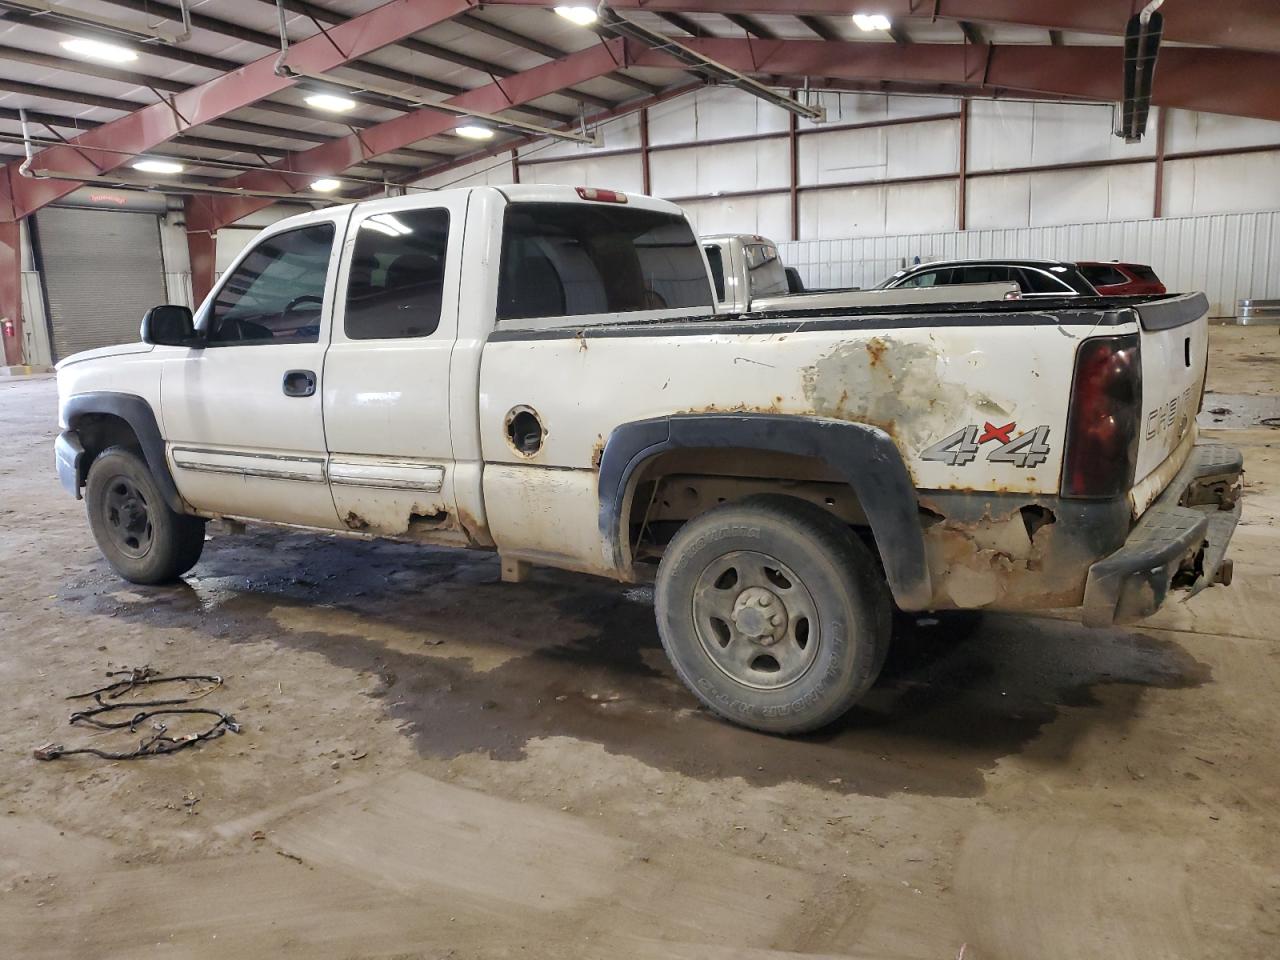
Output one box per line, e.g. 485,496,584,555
489,292,1204,337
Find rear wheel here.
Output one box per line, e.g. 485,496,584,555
85,446,205,584
654,495,891,734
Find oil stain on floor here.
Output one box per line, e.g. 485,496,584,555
61,530,1211,800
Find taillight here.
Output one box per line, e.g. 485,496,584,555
575,186,628,204
1061,333,1142,498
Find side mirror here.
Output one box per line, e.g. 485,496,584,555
141,304,199,347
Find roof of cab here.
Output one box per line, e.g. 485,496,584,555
260,183,690,234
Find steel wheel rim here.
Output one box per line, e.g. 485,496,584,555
103,475,154,560
691,550,821,691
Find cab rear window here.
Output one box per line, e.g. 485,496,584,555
497,203,713,321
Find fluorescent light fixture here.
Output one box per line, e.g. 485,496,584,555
132,159,184,174
60,37,138,63
455,124,494,140
554,5,599,26
305,92,357,113
852,13,892,31
310,178,342,192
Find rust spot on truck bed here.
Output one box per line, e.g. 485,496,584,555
866,337,888,367
802,336,986,457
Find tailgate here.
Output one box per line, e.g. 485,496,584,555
1131,293,1209,497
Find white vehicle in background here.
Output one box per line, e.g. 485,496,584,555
701,233,1019,313
55,185,1241,735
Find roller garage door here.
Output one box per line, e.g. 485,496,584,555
35,206,168,362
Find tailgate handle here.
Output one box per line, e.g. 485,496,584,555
283,369,316,397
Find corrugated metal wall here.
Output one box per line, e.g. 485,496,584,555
778,209,1280,317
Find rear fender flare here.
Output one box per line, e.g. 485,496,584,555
597,414,931,609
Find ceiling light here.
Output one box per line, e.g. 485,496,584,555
305,93,357,113
60,37,138,63
852,13,892,31
455,124,494,140
132,159,184,174
554,5,599,26
310,178,342,192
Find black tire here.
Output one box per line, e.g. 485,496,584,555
85,446,205,585
654,495,891,734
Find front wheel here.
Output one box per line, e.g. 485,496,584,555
654,495,891,734
85,446,205,584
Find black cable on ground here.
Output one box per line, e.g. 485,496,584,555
34,666,240,761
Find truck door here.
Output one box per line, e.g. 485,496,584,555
160,211,349,529
322,197,466,541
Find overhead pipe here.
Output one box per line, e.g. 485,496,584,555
1118,0,1165,142
286,69,602,146
0,0,191,44
17,107,34,179
15,164,352,203
596,4,826,123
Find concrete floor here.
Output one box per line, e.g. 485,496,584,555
2,327,1278,960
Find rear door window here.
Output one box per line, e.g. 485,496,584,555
345,209,449,339
206,223,335,346
498,203,713,321
953,265,1014,285
1017,267,1077,294
898,269,951,288
1079,264,1128,287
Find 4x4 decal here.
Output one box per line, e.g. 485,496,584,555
922,421,1051,468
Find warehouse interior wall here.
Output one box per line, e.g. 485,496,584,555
21,86,1280,363
409,88,1280,310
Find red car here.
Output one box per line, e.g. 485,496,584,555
1075,261,1167,296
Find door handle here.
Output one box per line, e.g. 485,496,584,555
282,369,316,397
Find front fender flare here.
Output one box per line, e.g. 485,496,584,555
60,391,187,514
597,414,931,609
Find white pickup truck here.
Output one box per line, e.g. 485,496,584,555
55,184,1242,734
701,233,1018,313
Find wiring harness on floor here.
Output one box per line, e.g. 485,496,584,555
34,665,240,761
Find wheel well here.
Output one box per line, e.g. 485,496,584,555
622,447,873,566
73,413,143,481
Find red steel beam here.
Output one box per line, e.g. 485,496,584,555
0,0,478,222
186,228,218,312
629,39,1280,123
394,80,701,191
187,40,629,231
957,97,969,231
1153,107,1168,219
0,220,21,365
489,0,1280,56
639,107,652,196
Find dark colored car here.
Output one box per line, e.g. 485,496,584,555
1076,261,1167,296
878,259,1098,298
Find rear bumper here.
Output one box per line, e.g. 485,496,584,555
55,429,84,499
1082,442,1242,627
